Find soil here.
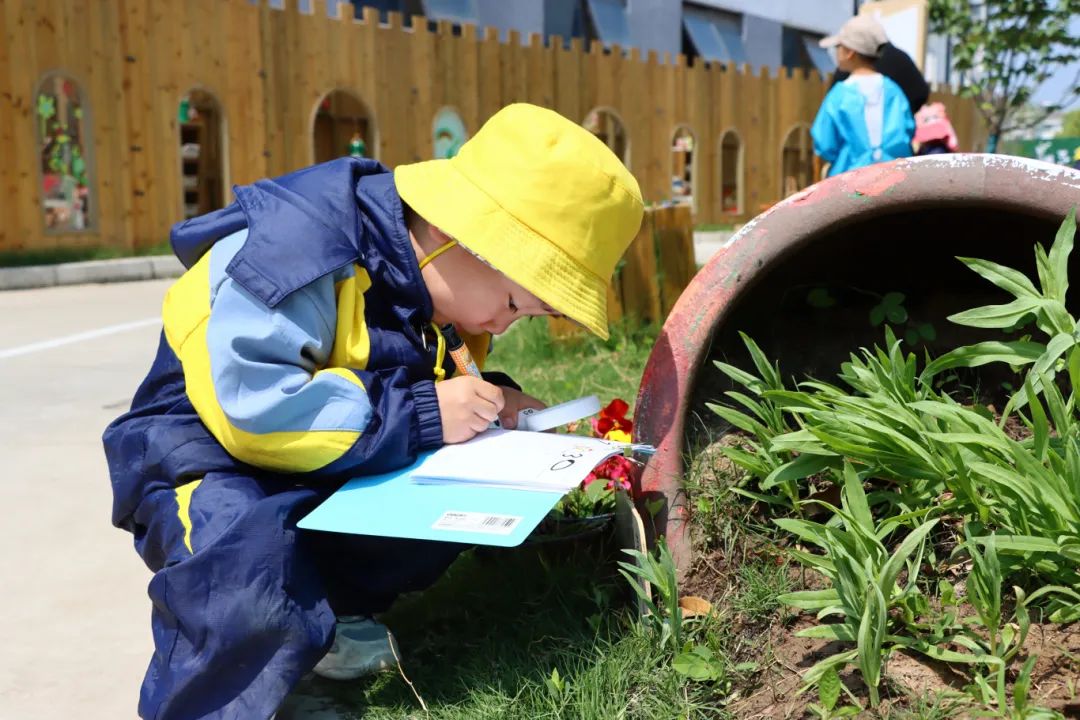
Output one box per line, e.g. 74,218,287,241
681,434,1080,719
719,610,1080,719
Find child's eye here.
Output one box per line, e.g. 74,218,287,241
508,295,518,313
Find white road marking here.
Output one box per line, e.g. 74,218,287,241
0,317,161,360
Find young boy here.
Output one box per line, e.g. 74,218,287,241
103,103,644,720
812,15,915,177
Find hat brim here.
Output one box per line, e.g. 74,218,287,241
395,160,611,339
819,35,841,48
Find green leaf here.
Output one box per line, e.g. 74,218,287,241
883,292,906,308
1025,375,1050,461
777,588,840,610
1047,208,1076,302
818,666,841,712
673,645,722,681
918,323,937,341
869,305,886,327
886,305,908,324
762,453,836,490
890,636,994,664
856,583,887,707
707,403,768,438
1007,333,1076,411
797,624,857,642
841,462,874,534
1050,604,1080,623
713,361,762,392
879,520,939,594
956,256,1040,298
920,341,1043,380
740,332,783,390
969,535,1060,553
947,297,1043,329
800,650,858,690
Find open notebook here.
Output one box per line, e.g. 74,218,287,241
298,428,643,546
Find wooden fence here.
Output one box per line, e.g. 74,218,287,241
548,204,696,337
0,0,983,256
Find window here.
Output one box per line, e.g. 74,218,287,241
583,108,628,165
422,0,476,23
718,130,743,215
780,124,814,198
347,0,417,24
585,0,630,49
36,74,93,232
682,5,746,65
802,34,833,76
433,107,468,159
312,90,376,164
671,126,697,212
782,27,832,75
178,89,228,220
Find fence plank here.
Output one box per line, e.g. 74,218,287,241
654,205,695,317
618,209,661,324
0,3,12,250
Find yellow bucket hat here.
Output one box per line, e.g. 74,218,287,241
395,103,644,339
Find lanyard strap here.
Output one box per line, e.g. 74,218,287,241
417,239,458,270
417,240,456,382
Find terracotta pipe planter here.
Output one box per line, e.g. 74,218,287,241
633,154,1080,574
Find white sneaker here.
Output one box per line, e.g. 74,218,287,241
312,616,399,681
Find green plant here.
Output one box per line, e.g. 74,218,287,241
710,332,803,508
618,537,683,653
808,666,860,719
924,208,1078,416
555,479,616,518
777,463,939,707
966,655,1063,719
732,557,792,622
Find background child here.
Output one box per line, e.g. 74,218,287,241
103,103,644,720
812,15,915,177
914,101,960,155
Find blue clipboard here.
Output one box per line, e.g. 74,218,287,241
297,453,565,547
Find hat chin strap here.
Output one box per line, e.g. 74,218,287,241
418,239,458,271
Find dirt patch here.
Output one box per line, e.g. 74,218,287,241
1024,623,1080,715
724,612,1080,719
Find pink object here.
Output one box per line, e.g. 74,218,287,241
914,102,958,151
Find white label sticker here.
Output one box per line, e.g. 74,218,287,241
431,511,522,536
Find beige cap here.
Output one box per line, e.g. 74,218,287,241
819,14,888,58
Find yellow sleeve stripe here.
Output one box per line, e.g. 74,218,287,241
163,258,366,474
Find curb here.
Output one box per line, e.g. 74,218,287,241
2,234,733,291
0,255,185,291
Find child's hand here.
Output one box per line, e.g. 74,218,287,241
435,376,505,443
496,388,547,429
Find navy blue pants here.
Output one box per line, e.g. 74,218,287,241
131,471,465,720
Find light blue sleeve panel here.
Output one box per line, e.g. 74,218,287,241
204,231,373,436
811,89,842,164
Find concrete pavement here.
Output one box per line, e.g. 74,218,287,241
0,280,170,719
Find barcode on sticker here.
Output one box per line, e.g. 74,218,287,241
432,511,522,536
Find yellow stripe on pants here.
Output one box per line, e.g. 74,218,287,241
175,479,203,554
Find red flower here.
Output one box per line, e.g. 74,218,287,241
582,455,635,494
591,398,633,438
